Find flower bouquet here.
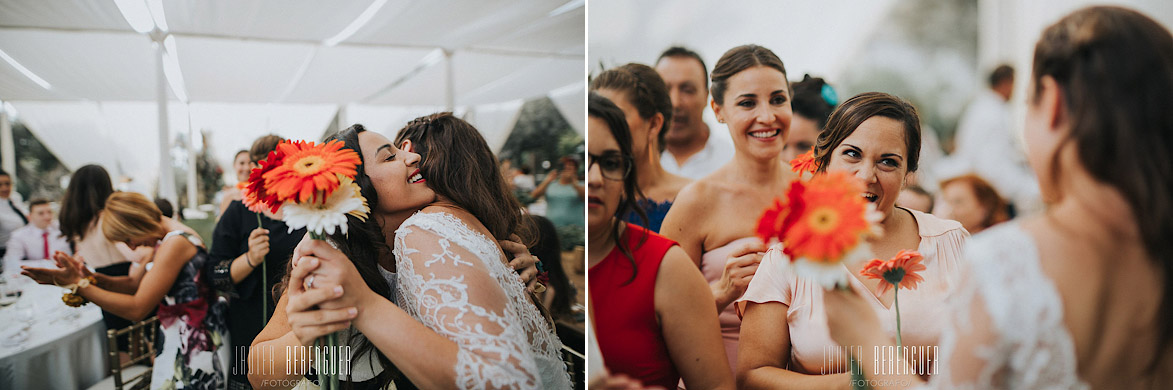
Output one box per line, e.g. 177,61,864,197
756,165,881,290
243,139,369,390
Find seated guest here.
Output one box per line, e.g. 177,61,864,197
0,170,26,258
2,199,70,275
23,192,227,389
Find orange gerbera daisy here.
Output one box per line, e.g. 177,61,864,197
859,249,926,295
263,140,360,204
780,171,870,263
756,198,788,244
243,148,286,214
790,150,818,175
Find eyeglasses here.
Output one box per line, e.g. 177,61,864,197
588,152,632,181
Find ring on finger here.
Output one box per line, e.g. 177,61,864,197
305,274,316,290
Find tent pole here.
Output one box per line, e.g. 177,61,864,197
444,49,454,111
186,107,197,216
0,104,13,190
156,41,177,208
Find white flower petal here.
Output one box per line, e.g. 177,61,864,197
793,257,850,290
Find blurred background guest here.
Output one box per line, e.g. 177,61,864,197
529,214,579,322
0,170,27,259
215,150,251,219
937,64,1040,213
532,155,585,250
655,46,734,179
897,184,935,214
940,174,1009,235
153,197,175,219
2,198,69,276
781,75,837,163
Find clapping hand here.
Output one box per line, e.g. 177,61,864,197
21,251,88,286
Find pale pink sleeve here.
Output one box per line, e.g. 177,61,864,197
922,219,970,291
734,245,794,318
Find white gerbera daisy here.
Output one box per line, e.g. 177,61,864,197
282,175,370,236
770,240,875,290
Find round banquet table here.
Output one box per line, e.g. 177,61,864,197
0,262,108,390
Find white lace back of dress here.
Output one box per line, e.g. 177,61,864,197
930,223,1089,390
393,211,570,389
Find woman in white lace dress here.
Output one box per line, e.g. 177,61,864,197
251,119,569,389
824,6,1173,389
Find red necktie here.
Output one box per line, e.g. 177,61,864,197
42,231,49,259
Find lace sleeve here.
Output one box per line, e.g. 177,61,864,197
394,215,542,390
927,224,1087,390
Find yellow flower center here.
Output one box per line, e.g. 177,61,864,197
291,155,326,175
806,206,841,234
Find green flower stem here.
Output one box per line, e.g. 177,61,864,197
329,332,340,390
895,288,902,362
315,338,326,390
307,231,336,390
257,212,267,327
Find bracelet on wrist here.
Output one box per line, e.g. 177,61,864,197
245,253,258,268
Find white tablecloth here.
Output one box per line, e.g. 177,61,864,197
0,266,108,390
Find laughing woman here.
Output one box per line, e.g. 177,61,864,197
659,44,793,373
25,192,229,389
736,93,968,389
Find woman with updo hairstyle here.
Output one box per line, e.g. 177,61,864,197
782,74,837,162
826,6,1173,388
659,44,794,374
736,91,969,388
25,192,229,389
591,63,692,233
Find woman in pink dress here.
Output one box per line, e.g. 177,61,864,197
735,92,969,388
661,44,795,373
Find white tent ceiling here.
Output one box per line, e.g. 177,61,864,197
0,0,585,192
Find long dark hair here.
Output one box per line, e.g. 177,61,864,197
1032,6,1173,365
590,92,647,284
59,164,114,249
791,74,837,130
528,215,575,319
275,125,405,389
393,112,535,244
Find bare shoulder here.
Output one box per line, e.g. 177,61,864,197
655,246,708,300
669,178,721,218
156,235,198,265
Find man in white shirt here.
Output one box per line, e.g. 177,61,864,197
655,46,734,179
0,170,27,259
3,199,70,276
936,65,1041,215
